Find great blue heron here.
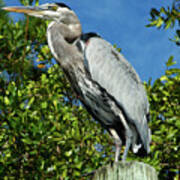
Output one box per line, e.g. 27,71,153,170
3,2,151,162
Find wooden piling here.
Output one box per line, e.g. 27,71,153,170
92,161,158,180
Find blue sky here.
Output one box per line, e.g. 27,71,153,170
3,0,179,82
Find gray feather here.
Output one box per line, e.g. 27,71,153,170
84,37,150,151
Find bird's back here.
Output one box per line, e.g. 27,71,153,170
83,37,151,152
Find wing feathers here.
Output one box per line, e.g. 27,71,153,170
84,37,150,150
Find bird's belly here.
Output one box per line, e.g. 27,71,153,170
77,76,120,126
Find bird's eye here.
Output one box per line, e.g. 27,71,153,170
48,6,58,11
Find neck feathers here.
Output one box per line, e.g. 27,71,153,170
47,21,82,66
48,21,81,42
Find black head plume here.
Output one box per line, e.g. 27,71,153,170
55,3,72,10
80,32,101,43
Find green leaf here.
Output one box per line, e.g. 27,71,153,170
35,0,39,6
165,19,172,29
150,8,160,17
4,96,10,105
28,97,35,107
22,138,32,145
156,17,164,27
160,7,166,14
160,75,168,81
166,56,175,67
65,150,73,157
41,101,47,109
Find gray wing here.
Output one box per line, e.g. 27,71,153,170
84,37,150,150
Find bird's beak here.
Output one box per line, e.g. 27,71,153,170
2,6,45,17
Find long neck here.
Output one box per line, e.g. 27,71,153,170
47,21,82,66
47,21,87,96
47,20,86,81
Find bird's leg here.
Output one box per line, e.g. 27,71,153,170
122,133,132,161
109,128,122,163
115,139,122,162
118,112,133,161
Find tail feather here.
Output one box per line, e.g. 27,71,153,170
132,115,151,155
132,144,142,153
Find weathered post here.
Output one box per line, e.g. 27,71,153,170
92,161,158,180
